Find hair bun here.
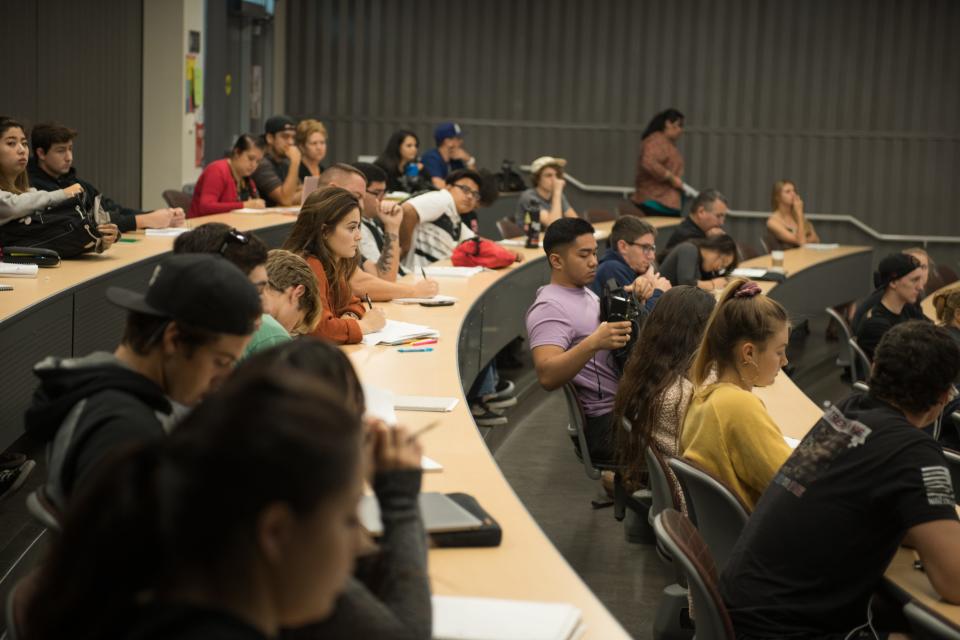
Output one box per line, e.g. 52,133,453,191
734,281,762,298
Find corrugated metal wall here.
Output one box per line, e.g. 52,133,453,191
285,0,959,237
0,0,142,207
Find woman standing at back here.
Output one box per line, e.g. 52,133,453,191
283,187,386,344
630,108,685,216
681,278,793,510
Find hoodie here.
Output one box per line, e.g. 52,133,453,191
26,352,174,509
27,158,141,232
590,247,662,312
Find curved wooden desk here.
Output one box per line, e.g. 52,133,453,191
0,211,638,638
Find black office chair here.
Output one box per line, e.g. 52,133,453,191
667,457,750,572
161,189,192,211
495,216,524,240
825,306,855,375
848,338,872,384
903,601,960,640
654,510,736,640
561,383,628,520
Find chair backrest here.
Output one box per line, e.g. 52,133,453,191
762,230,784,252
737,243,761,261
653,510,736,640
903,601,960,640
615,201,640,218
848,337,872,383
667,457,750,571
938,264,959,288
585,209,615,224
644,447,679,525
561,382,601,480
161,189,192,211
496,216,524,240
941,448,960,504
825,306,857,378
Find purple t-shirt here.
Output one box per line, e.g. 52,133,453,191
525,284,619,417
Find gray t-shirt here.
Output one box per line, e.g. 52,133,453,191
514,188,571,225
660,242,703,286
251,153,293,206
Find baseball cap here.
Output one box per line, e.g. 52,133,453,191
434,122,463,146
530,156,567,175
264,115,297,135
106,254,262,335
873,253,921,289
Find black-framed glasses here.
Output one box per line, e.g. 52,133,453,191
454,183,481,201
628,242,657,255
366,187,386,199
219,228,249,255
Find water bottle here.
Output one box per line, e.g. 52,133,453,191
402,160,420,192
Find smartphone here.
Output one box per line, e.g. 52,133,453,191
420,300,455,307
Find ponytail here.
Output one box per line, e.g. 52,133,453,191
690,278,789,385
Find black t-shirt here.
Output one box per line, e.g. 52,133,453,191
721,393,958,638
855,301,926,359
661,216,706,256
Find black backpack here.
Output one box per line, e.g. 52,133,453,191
0,199,104,258
495,160,527,193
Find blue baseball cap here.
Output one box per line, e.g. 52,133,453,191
434,122,464,146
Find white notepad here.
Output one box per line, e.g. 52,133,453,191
730,267,768,278
432,595,585,640
0,263,38,278
804,243,840,251
362,320,439,346
423,266,484,278
145,227,190,236
392,294,458,305
394,395,459,412
499,238,527,247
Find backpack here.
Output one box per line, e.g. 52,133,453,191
451,237,518,269
0,200,104,258
494,160,527,193
599,278,647,372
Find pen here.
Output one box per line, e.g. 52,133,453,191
408,420,441,441
411,338,438,346
420,266,428,280
363,294,373,310
397,347,433,353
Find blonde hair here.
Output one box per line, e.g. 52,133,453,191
770,180,796,212
933,285,960,326
265,249,322,334
690,278,790,385
295,118,328,148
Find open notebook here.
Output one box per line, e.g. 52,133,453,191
361,320,439,346
432,596,585,640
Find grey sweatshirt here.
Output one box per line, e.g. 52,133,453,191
0,187,70,225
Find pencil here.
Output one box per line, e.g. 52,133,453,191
364,294,373,310
420,266,428,280
408,420,441,441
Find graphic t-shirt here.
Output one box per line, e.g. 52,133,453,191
721,393,958,638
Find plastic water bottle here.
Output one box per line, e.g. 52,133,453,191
524,205,541,248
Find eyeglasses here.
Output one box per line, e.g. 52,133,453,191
218,228,249,256
454,183,481,201
628,242,657,255
366,187,386,199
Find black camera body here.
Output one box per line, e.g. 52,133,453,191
600,278,647,371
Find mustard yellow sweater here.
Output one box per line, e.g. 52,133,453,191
680,382,792,511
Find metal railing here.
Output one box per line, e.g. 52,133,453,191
534,167,960,247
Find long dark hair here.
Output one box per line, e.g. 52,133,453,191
614,286,715,487
641,108,684,140
283,187,361,313
376,129,419,177
24,370,362,640
691,233,740,272
237,337,366,417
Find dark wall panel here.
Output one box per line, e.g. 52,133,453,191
1,0,141,208
285,0,960,237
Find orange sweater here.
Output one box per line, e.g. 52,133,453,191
306,256,366,344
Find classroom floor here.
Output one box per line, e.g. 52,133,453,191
492,315,853,639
